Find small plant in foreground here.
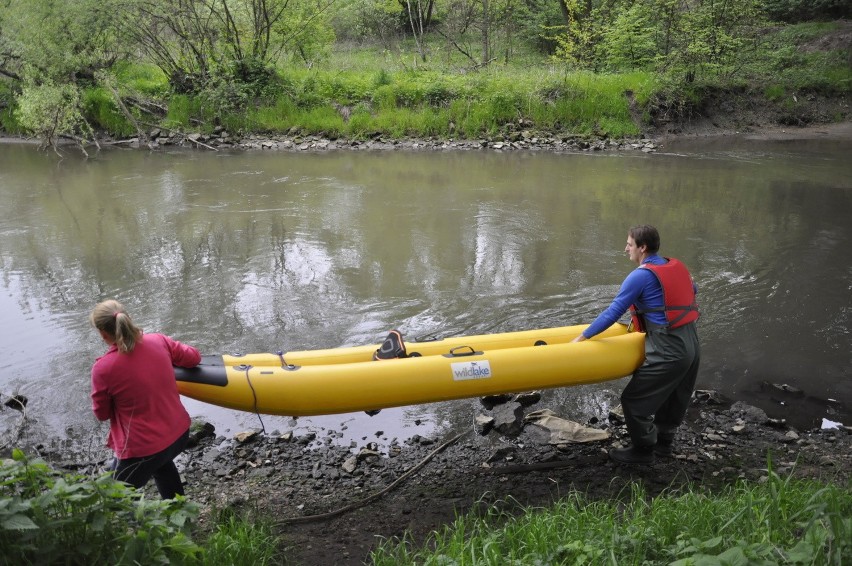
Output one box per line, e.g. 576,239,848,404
201,507,282,565
0,448,200,564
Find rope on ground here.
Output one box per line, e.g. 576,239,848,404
277,431,469,525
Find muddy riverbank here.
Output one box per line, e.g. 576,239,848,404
9,390,851,565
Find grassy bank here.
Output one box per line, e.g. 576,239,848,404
371,470,851,565
3,449,849,564
3,22,848,144
148,63,658,141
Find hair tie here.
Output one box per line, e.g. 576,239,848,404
113,312,120,318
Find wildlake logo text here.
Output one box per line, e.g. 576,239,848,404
451,360,492,381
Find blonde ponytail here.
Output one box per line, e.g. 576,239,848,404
90,299,143,353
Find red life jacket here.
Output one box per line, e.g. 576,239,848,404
630,258,700,331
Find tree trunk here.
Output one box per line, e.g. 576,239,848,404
482,0,490,66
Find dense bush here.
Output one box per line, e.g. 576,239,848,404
0,449,200,564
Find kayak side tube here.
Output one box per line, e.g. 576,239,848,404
174,332,645,416
218,323,629,367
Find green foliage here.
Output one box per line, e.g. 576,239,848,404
765,84,787,101
317,73,373,105
198,80,253,126
1,0,128,84
274,0,337,67
212,64,656,140
81,87,135,137
513,0,566,55
372,470,852,565
218,57,281,100
117,0,337,94
737,21,852,96
374,68,392,88
114,62,171,98
164,95,201,130
550,0,771,84
299,106,345,136
372,84,398,111
15,82,88,145
334,0,402,44
0,449,201,564
551,0,601,70
0,84,24,134
201,508,281,565
600,3,659,70
424,81,457,107
246,96,297,132
3,0,848,145
672,0,766,82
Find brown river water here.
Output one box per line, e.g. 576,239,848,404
1,136,850,448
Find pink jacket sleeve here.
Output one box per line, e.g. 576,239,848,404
163,335,201,368
91,364,113,422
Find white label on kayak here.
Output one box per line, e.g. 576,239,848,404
451,360,492,381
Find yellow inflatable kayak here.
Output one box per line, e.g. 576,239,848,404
211,323,628,367
174,324,645,416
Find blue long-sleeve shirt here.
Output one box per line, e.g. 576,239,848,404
583,254,669,338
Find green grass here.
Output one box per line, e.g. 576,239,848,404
151,63,655,140
742,21,852,96
371,471,852,565
114,61,171,97
81,87,136,137
17,21,848,141
200,508,281,565
232,66,654,139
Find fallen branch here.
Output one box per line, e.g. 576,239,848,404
186,136,219,151
124,96,168,117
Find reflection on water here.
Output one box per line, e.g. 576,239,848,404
0,139,850,450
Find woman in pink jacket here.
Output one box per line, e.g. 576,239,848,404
90,299,200,498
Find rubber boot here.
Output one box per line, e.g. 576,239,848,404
654,433,675,457
609,444,654,465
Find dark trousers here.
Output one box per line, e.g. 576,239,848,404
113,429,189,499
621,322,700,447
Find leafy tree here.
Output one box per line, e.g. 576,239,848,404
513,0,569,55
1,0,125,85
401,0,435,61
551,0,601,69
337,0,403,47
548,0,769,81
274,0,338,67
600,2,659,69
436,0,520,67
666,0,767,82
120,0,338,93
0,0,22,82
15,82,92,151
1,0,129,149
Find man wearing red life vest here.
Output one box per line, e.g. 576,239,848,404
572,225,701,464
